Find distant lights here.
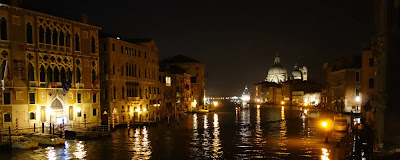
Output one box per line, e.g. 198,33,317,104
116,37,120,40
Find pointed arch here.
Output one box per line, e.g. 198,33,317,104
40,65,45,82
28,63,34,81
75,33,80,51
45,27,51,44
54,67,60,82
39,26,44,43
66,31,71,47
52,29,58,45
59,30,64,46
76,67,81,83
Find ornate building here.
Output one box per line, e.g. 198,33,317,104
265,55,287,83
0,3,101,131
99,37,160,125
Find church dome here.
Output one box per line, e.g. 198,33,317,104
265,55,288,83
291,64,302,80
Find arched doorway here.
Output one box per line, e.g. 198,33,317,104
49,98,65,124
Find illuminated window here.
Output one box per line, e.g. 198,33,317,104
166,77,171,86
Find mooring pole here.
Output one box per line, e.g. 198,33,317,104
42,122,44,133
49,123,52,134
34,123,36,132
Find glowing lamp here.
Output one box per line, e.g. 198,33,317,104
321,121,327,128
142,108,147,112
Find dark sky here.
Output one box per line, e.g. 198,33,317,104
22,0,374,96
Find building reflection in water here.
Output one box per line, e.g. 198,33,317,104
278,106,288,156
203,114,211,157
131,126,152,160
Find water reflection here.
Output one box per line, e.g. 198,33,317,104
45,146,57,160
212,113,222,158
321,148,330,160
73,141,86,159
131,126,152,159
278,106,288,156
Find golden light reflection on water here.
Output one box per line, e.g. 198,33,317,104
202,114,211,157
212,113,223,158
256,108,262,140
278,106,288,156
45,146,57,160
131,126,152,160
73,141,86,159
321,148,330,160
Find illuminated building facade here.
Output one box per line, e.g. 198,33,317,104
99,37,160,124
161,55,205,110
323,56,361,113
0,3,101,130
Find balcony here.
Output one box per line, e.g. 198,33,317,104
29,81,39,87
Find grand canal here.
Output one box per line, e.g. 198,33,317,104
0,103,336,159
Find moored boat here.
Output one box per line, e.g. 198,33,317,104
25,133,65,145
3,136,39,149
333,114,349,132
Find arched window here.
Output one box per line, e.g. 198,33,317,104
134,64,137,77
26,23,33,44
28,63,34,81
46,67,53,82
60,67,66,82
91,36,96,53
122,87,125,99
128,64,131,76
1,60,6,79
66,32,71,47
59,31,64,46
113,86,116,99
54,67,59,82
45,27,51,44
1,17,7,40
39,26,44,43
92,69,96,84
76,68,81,83
67,68,72,81
75,33,80,51
52,29,58,45
40,66,45,82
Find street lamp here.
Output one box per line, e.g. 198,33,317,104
321,121,328,143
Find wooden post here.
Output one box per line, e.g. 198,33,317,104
42,122,44,133
34,123,36,132
108,116,110,131
49,123,52,134
112,113,115,129
15,118,18,136
127,114,130,130
62,119,65,139
52,124,55,135
8,127,11,148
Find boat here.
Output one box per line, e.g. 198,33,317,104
197,109,210,113
3,136,39,149
333,114,349,132
25,133,65,145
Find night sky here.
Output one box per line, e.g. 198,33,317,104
22,0,374,96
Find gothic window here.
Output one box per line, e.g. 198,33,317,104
1,17,7,40
47,67,53,82
126,63,128,76
122,87,125,99
75,33,80,51
66,32,71,47
67,68,72,81
59,31,64,46
91,36,96,53
54,67,60,82
76,68,81,83
45,27,51,44
40,66,45,82
28,63,34,81
26,23,33,44
61,67,66,82
92,69,96,84
39,26,44,43
52,29,58,45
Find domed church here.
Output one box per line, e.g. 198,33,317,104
265,55,288,83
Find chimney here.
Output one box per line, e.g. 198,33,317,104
11,0,22,7
82,13,88,24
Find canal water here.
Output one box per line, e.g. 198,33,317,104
0,103,335,160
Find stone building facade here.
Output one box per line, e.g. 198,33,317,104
99,37,160,125
0,3,101,131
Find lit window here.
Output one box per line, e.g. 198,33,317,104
166,77,171,86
